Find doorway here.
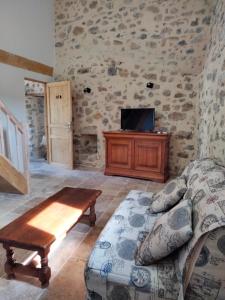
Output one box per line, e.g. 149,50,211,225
24,78,47,163
24,79,73,170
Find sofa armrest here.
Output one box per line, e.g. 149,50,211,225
186,227,225,299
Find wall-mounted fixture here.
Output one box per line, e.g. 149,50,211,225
146,82,154,89
84,87,91,93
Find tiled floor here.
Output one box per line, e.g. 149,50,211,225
0,161,164,300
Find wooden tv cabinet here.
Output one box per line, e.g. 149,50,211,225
104,131,170,183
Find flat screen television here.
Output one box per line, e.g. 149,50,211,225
121,108,155,132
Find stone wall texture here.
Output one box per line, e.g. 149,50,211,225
198,0,225,165
54,0,214,175
25,80,45,96
24,80,45,160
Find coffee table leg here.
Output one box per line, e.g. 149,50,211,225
3,244,16,279
39,249,51,288
89,202,96,227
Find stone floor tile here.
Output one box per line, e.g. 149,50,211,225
72,233,99,261
39,258,86,300
13,204,34,215
0,277,43,300
0,212,21,228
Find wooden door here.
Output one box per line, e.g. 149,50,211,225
46,81,73,169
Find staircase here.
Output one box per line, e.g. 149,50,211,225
0,100,29,194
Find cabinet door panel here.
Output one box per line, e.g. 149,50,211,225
107,139,132,169
134,139,161,172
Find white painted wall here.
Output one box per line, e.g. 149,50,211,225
0,0,54,122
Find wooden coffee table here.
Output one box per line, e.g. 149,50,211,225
0,187,101,287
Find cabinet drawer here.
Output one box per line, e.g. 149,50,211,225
107,138,132,169
134,139,162,172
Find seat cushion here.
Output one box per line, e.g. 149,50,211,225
85,190,180,300
135,199,193,266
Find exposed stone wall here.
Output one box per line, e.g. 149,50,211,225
24,80,45,96
54,0,213,175
24,80,46,160
198,0,225,164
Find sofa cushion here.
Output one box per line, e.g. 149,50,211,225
85,190,180,300
181,158,216,181
149,177,187,213
135,199,193,266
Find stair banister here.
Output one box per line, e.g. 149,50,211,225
0,99,29,193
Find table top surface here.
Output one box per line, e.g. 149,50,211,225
0,187,101,251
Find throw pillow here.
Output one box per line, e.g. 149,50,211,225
135,199,193,265
149,177,187,213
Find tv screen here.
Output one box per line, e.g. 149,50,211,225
121,108,155,132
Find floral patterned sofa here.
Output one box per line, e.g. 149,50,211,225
85,158,225,300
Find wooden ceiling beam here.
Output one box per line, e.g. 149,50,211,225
0,49,53,76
